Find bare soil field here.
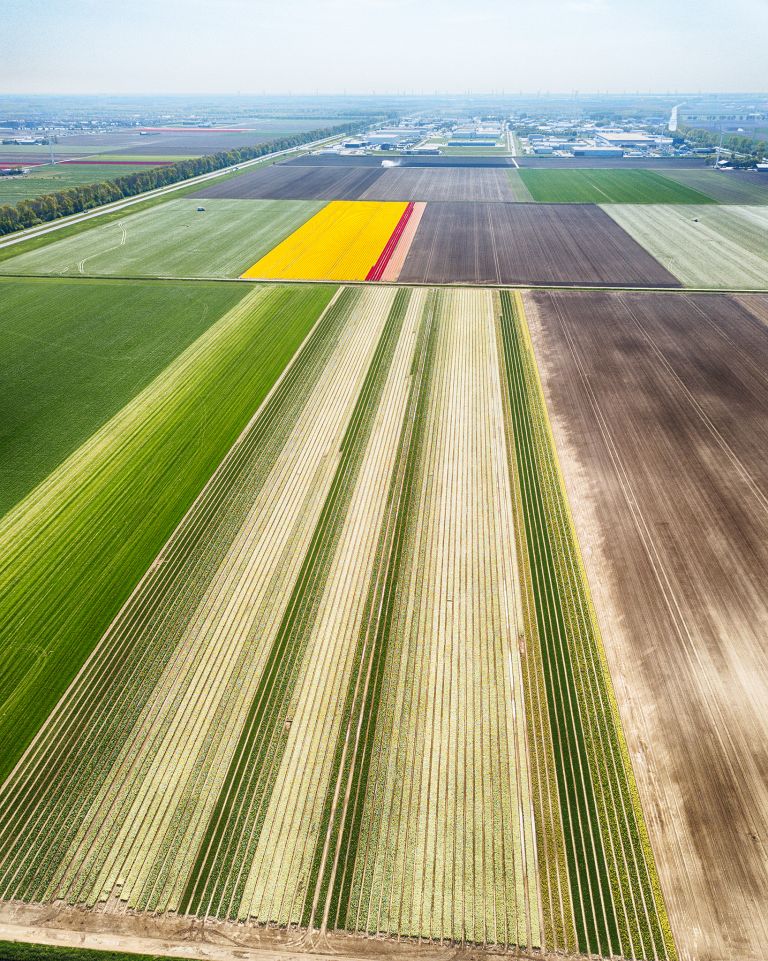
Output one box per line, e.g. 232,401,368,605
286,156,516,168
524,288,768,961
659,169,768,205
397,202,680,287
193,164,385,201
359,168,524,202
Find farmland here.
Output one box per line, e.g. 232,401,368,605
2,97,767,961
0,283,336,787
397,202,679,286
658,169,768,204
604,204,768,287
242,201,410,280
524,288,768,961
0,198,324,278
517,169,714,204
0,278,246,514
361,167,527,202
0,163,171,204
193,164,385,201
0,281,675,959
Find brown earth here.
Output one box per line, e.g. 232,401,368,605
359,168,517,202
398,203,679,287
192,165,385,201
0,902,584,961
523,288,768,961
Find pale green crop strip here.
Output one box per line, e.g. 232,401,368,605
0,284,340,902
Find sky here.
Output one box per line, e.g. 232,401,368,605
2,0,767,95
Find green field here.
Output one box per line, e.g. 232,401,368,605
0,197,324,278
518,168,715,204
0,281,335,786
0,163,169,204
604,204,768,287
0,278,247,515
0,942,174,961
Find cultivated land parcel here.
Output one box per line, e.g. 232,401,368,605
1,153,767,961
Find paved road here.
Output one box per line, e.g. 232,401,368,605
0,133,343,252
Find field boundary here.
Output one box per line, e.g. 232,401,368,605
0,905,584,961
2,273,765,295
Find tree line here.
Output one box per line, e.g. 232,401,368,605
0,121,367,236
677,124,767,162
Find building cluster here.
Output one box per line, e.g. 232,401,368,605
525,127,674,158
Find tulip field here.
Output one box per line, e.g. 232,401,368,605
3,151,767,961
0,280,677,959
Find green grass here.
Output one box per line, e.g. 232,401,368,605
0,278,246,516
518,168,715,204
0,164,169,204
0,152,291,268
0,282,336,788
0,197,324,278
0,942,177,961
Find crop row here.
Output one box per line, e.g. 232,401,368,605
0,285,355,906
497,289,676,960
304,289,540,947
0,283,334,789
180,287,412,920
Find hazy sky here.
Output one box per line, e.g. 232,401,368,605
2,0,766,95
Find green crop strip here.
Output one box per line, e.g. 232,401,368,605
0,285,344,907
497,290,676,960
518,168,715,205
0,279,247,516
180,288,410,921
0,283,336,835
0,942,178,961
301,290,440,933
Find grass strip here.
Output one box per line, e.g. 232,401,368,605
301,290,440,932
180,288,409,920
0,943,174,961
518,169,715,205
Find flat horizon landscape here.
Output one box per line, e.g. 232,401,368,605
1,59,767,961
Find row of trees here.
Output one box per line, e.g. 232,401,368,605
677,124,767,162
0,121,367,236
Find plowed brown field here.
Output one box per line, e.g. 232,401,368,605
398,203,679,287
524,288,768,961
193,165,384,201
359,168,521,202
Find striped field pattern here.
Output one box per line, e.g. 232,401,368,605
0,285,676,959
